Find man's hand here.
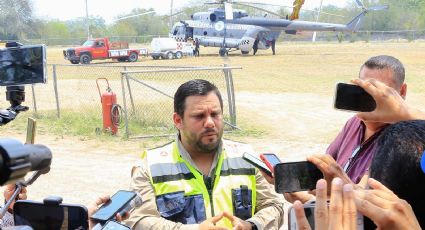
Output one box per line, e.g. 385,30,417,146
307,154,352,192
354,178,421,230
3,184,27,211
294,178,357,230
199,212,229,230
258,170,274,185
352,78,425,122
222,211,253,230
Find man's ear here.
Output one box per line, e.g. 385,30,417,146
400,83,407,99
173,112,183,130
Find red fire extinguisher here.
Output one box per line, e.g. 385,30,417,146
96,78,118,135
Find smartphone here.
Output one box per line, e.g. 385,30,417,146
288,203,315,230
101,220,130,230
260,153,281,172
14,200,89,230
274,161,323,193
288,202,364,230
0,44,47,86
334,82,376,112
91,190,137,223
242,152,273,177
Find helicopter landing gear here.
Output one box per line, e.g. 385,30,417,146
219,47,228,57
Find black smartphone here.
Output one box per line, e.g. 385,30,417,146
14,200,89,230
260,153,281,172
288,204,315,230
0,44,47,86
334,82,376,112
242,152,273,177
91,190,137,223
274,161,323,193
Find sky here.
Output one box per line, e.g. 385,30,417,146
33,0,350,24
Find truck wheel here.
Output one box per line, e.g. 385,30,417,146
128,52,138,62
80,54,91,64
117,57,127,62
152,56,160,60
167,52,174,60
70,60,79,64
175,51,183,59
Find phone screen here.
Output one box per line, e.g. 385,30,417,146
261,153,281,167
14,200,88,230
242,152,273,177
274,162,323,193
0,45,47,86
334,83,376,112
91,190,136,222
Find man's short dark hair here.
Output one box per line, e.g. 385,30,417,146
174,79,223,117
361,55,405,88
370,120,425,227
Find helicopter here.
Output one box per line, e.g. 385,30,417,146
169,0,388,56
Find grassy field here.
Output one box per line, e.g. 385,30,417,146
3,41,425,205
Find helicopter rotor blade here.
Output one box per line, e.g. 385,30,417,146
234,1,345,18
355,0,367,10
367,4,389,11
113,10,155,22
233,2,285,18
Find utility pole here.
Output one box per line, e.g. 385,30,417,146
312,0,323,42
169,0,174,28
85,0,90,39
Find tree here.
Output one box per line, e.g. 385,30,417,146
0,0,34,40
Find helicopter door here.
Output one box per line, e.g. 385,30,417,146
186,27,194,40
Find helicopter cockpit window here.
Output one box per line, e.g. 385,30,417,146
172,26,179,36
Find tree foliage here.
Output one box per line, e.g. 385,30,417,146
0,0,34,39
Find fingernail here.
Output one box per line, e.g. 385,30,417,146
332,177,342,186
343,184,353,192
316,179,326,189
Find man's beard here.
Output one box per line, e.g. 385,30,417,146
195,129,222,154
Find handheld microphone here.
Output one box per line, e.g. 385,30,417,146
0,138,52,186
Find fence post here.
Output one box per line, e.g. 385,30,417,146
52,65,61,118
223,64,237,128
121,73,129,138
30,84,37,115
123,66,136,114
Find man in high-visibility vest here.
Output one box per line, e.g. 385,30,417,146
125,79,284,229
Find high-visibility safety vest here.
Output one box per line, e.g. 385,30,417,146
143,140,257,228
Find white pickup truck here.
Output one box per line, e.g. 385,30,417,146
150,37,193,60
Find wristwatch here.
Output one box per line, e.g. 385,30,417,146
247,221,258,230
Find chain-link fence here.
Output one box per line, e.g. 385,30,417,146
120,66,240,139
18,64,239,138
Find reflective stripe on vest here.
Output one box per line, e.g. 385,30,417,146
145,140,257,228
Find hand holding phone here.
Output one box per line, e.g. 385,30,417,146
91,190,141,223
334,82,376,112
274,161,323,193
242,152,273,177
259,153,281,172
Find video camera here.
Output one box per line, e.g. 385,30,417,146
0,138,51,186
0,42,47,126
